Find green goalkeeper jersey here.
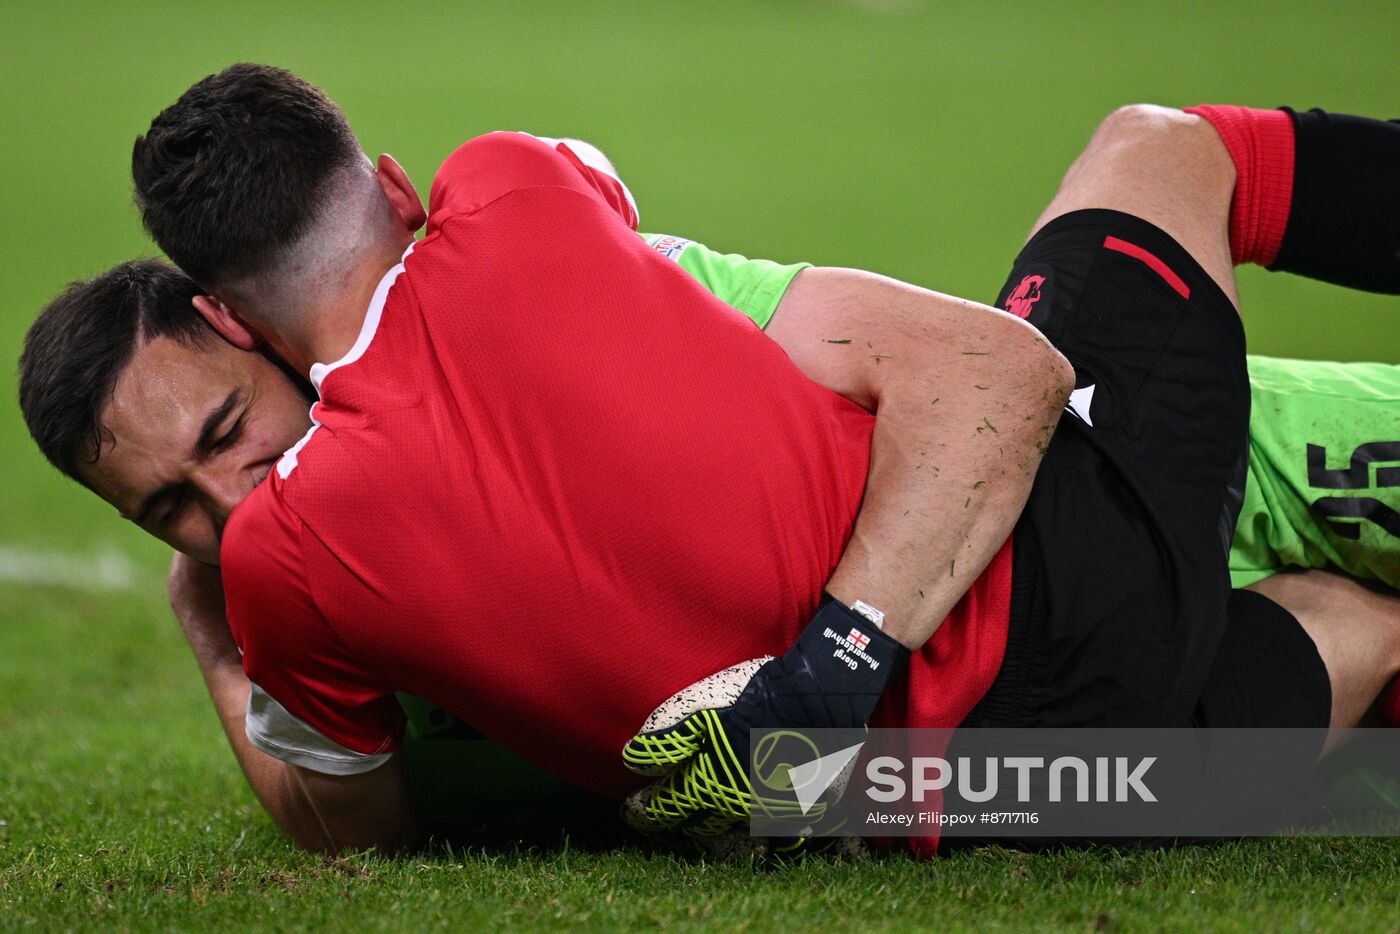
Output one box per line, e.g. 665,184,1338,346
1233,357,1400,588
639,232,1400,591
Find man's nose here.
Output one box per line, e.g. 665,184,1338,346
190,465,251,523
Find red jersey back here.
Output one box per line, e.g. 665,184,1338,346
221,133,1011,802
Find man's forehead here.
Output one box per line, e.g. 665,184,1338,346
113,335,242,408
83,336,245,511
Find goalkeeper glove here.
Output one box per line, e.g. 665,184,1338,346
621,595,910,835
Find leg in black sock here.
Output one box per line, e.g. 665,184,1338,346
1272,109,1400,294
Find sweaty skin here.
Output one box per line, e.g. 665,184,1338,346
79,335,310,565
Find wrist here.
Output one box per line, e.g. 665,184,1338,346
808,595,909,678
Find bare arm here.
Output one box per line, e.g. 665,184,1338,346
764,267,1073,650
167,554,419,854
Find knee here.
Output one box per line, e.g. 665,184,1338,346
1093,103,1190,145
1084,104,1226,170
1028,103,1240,297
1075,106,1177,183
1056,103,1236,233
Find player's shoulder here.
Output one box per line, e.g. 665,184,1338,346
220,462,376,663
221,476,306,591
218,483,329,668
430,132,572,217
428,131,639,232
436,131,549,177
451,130,557,162
259,417,389,536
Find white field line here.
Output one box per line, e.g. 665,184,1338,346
0,544,145,592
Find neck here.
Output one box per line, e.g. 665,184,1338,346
258,245,406,379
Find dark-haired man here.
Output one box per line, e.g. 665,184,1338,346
60,66,1397,851
20,262,311,566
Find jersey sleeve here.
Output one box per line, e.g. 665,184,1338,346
429,132,639,231
221,492,405,775
639,233,810,329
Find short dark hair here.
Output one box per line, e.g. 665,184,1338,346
132,63,360,287
18,260,214,484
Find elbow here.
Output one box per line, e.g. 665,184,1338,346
282,816,420,857
1034,345,1076,419
1001,316,1075,412
286,827,342,856
274,764,422,856
1042,336,1076,409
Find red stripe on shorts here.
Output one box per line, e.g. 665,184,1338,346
1102,235,1191,300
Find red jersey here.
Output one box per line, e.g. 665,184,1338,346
221,133,1012,807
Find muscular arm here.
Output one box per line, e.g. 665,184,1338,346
167,554,419,854
765,267,1073,649
595,141,1070,648
761,109,1227,649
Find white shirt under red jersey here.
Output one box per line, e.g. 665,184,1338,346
220,132,1013,810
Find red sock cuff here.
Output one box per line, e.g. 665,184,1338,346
1184,105,1296,267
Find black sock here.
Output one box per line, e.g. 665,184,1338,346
1271,108,1400,294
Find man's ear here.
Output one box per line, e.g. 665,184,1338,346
192,296,261,351
375,154,427,233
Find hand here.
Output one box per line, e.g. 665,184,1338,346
167,552,241,668
622,596,909,836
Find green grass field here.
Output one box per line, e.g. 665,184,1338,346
2,1,1398,929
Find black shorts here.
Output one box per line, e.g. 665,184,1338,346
965,209,1329,730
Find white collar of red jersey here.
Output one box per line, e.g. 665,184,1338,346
308,242,417,396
